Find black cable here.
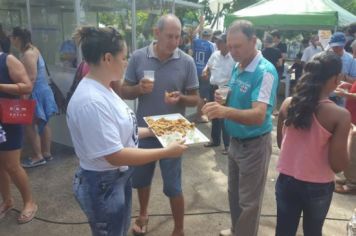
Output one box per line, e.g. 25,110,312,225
10,208,350,225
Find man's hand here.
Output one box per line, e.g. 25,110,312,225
164,91,181,105
201,68,210,80
139,78,154,94
199,15,205,24
337,81,352,91
202,102,228,120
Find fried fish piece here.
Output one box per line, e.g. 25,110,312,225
165,91,174,98
146,117,195,137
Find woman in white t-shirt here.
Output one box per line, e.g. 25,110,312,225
66,26,187,236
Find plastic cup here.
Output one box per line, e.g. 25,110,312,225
144,70,155,82
217,85,230,105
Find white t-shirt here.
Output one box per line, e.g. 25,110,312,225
66,78,138,171
206,51,236,86
301,45,322,63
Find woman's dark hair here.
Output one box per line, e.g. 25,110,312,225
285,51,342,129
73,26,125,65
0,24,10,53
12,27,32,50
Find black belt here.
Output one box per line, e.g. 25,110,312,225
232,132,269,143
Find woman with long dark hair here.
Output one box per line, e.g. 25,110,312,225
67,26,187,236
276,51,350,236
11,27,58,168
0,26,37,224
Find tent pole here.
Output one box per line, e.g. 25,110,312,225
216,3,220,30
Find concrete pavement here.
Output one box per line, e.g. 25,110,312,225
0,118,355,236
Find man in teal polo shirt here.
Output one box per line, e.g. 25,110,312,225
202,20,278,236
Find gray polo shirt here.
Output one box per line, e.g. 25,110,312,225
125,42,199,126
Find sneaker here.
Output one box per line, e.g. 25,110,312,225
219,228,232,236
21,158,46,168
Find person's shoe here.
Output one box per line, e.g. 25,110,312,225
132,216,149,236
204,142,219,147
44,155,54,161
0,203,13,220
334,183,356,195
195,116,209,123
335,178,347,185
219,228,232,236
17,204,38,224
21,158,46,168
222,149,228,155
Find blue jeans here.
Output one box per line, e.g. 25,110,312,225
132,137,182,197
73,167,133,236
275,173,334,236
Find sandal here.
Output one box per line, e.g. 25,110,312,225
17,204,38,224
132,217,149,236
335,178,347,185
0,203,13,220
334,183,356,195
44,155,54,161
195,116,209,123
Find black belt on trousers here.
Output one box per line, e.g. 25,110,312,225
232,132,269,143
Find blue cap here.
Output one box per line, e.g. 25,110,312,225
329,32,346,47
202,28,212,37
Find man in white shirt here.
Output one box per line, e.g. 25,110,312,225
202,33,235,154
329,32,356,106
301,35,323,64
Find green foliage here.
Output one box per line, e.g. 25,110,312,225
98,12,119,26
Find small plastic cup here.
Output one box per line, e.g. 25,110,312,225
144,70,155,82
217,85,230,105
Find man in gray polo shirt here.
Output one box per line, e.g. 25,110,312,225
120,14,199,236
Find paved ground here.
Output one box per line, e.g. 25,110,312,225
0,117,355,236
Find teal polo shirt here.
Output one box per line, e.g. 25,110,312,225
225,52,279,139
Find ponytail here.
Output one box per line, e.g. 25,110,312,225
285,51,342,129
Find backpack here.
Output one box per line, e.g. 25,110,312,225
65,61,88,111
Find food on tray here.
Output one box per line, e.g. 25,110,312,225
146,117,195,137
165,91,174,98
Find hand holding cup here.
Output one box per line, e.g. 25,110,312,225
139,70,155,94
215,85,230,105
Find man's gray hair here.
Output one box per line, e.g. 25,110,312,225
228,20,255,39
156,14,181,31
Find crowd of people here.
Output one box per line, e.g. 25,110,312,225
0,13,356,236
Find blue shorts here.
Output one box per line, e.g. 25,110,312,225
199,77,210,99
132,137,182,197
0,124,23,151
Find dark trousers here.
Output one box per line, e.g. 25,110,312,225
275,174,334,236
209,84,230,148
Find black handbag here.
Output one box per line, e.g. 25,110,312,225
44,63,66,114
